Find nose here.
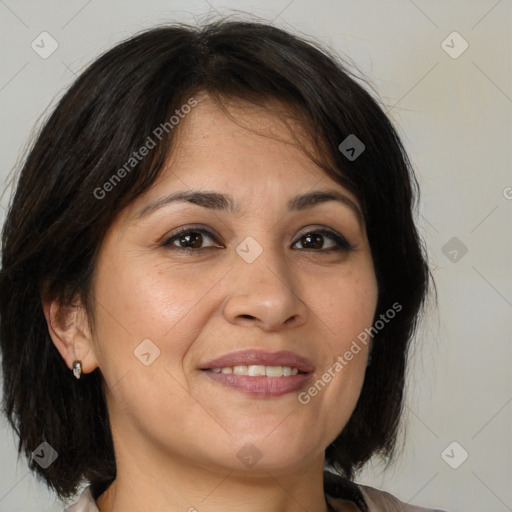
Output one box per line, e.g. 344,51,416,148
222,246,309,332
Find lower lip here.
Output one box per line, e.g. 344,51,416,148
202,370,313,397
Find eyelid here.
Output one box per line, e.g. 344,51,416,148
160,224,355,252
160,225,221,249
294,227,354,251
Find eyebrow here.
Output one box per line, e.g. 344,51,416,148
135,189,364,227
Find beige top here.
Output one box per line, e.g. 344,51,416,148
327,484,447,511
64,479,447,512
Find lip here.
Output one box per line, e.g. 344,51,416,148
199,349,316,398
203,372,313,397
200,349,316,373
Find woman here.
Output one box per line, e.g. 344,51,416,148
0,20,445,512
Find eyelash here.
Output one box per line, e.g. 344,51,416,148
160,226,355,253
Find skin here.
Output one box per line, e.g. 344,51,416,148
44,93,378,512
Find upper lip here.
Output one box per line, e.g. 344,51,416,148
200,349,315,373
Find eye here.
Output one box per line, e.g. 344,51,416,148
161,227,223,252
292,228,353,252
160,226,354,253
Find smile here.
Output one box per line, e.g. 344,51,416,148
207,365,301,377
201,366,315,398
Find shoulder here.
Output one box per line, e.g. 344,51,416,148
323,470,447,512
358,483,448,512
64,476,448,512
62,486,99,512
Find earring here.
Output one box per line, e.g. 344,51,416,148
366,353,372,367
72,360,82,380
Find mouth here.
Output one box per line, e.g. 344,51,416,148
200,349,315,373
199,349,315,397
204,365,306,376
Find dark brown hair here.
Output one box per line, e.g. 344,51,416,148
0,19,431,500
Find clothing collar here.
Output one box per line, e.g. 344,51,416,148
65,470,367,512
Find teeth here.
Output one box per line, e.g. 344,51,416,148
283,366,294,376
248,365,266,376
233,365,248,375
265,366,283,377
210,365,299,376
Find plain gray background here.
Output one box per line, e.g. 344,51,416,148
0,1,511,511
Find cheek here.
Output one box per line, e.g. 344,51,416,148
89,253,228,377
295,274,376,445
313,265,378,350
303,265,377,407
90,256,221,431
95,262,193,334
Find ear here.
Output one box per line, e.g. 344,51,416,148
42,295,99,376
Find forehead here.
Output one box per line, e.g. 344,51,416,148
170,92,319,167
154,94,351,190
118,92,362,224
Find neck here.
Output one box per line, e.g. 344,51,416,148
96,446,331,512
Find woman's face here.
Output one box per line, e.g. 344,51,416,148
85,94,378,476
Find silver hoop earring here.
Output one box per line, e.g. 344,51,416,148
72,360,82,380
